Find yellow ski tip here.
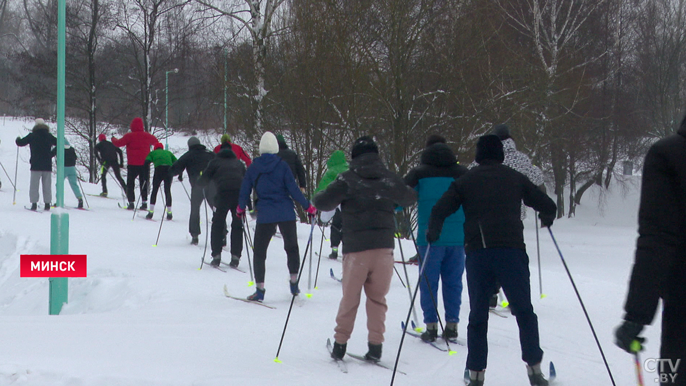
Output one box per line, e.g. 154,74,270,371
501,301,509,308
449,350,457,356
306,293,313,298
540,294,547,299
248,281,255,287
274,357,282,363
152,245,157,247
414,327,424,333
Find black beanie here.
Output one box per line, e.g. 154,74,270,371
425,134,446,147
491,124,510,141
351,136,379,159
475,135,504,164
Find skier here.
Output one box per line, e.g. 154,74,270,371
427,135,556,386
276,134,307,194
111,117,158,210
51,139,84,209
95,133,126,197
313,136,417,363
403,134,467,342
213,133,252,166
143,143,177,220
197,147,245,267
169,136,216,245
313,150,348,260
614,116,686,386
236,131,316,301
16,118,57,211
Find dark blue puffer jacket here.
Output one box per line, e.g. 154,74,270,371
238,153,310,224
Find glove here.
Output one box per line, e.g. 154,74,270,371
614,320,645,353
306,204,317,217
300,187,307,195
425,228,440,244
236,205,246,219
178,175,183,182
539,212,555,228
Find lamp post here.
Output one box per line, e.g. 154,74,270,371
165,68,179,150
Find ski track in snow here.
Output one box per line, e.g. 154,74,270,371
0,117,661,385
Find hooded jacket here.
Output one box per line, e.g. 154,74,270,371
404,143,468,246
198,149,245,192
623,127,686,326
50,142,77,168
238,153,310,224
314,150,348,194
111,118,159,166
313,152,418,254
95,139,124,166
16,121,57,171
145,148,178,168
169,144,215,186
276,138,307,189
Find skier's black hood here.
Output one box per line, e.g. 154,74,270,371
421,143,457,167
217,148,237,159
348,152,385,180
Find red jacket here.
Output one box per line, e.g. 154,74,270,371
112,118,159,166
214,142,252,166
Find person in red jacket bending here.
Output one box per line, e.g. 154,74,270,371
112,117,158,210
213,134,251,166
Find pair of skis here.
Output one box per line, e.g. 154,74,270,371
462,363,557,384
326,338,405,374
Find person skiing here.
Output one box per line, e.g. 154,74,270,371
95,133,126,197
111,117,158,210
313,136,417,363
403,134,467,342
51,139,84,209
213,133,252,166
614,116,686,386
275,134,307,194
16,118,57,211
236,131,316,301
427,135,556,386
169,136,216,245
198,147,245,267
313,150,348,260
144,143,177,220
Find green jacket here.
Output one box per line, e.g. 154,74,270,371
314,150,348,194
145,149,177,168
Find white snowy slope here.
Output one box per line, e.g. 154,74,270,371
0,116,660,385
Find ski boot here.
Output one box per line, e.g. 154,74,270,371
421,324,438,342
99,191,108,197
467,370,485,386
331,341,346,360
443,322,458,341
77,198,84,209
30,203,37,211
126,202,134,210
145,211,154,220
289,280,300,296
408,254,419,264
229,255,240,268
44,203,51,211
140,202,148,210
247,288,265,301
364,343,382,362
329,247,338,260
210,254,221,267
166,210,172,220
526,363,549,386
191,235,199,245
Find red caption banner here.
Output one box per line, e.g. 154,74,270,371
20,255,87,277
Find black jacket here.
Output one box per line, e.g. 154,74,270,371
169,144,215,186
624,128,686,325
404,143,468,186
51,146,77,167
313,152,417,254
95,140,124,165
428,161,556,253
16,125,57,171
198,149,245,192
277,142,307,189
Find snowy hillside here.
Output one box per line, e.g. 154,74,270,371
0,116,659,385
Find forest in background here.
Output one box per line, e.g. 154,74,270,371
1,0,685,219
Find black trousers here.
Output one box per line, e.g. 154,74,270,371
101,161,127,193
660,281,686,385
252,221,300,284
330,208,342,248
126,165,150,204
189,182,215,237
211,189,242,257
150,165,172,207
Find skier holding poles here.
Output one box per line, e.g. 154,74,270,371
427,135,556,386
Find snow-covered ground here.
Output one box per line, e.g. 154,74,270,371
0,116,660,385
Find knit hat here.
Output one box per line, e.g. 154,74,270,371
475,135,504,164
98,133,106,142
154,142,164,150
33,118,49,131
351,136,379,159
276,134,287,146
64,138,71,149
220,133,231,144
187,136,201,148
130,117,144,132
35,118,45,125
259,132,279,155
491,124,510,141
426,134,446,147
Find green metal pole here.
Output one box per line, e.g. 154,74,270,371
50,0,69,315
165,70,169,150
224,50,227,134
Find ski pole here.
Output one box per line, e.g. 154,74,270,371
313,221,326,289
13,146,19,205
535,213,543,298
394,218,418,326
548,227,617,386
131,180,147,220
634,352,644,386
179,179,191,201
198,189,210,269
0,159,16,190
307,221,314,297
391,243,432,385
76,177,89,208
242,215,255,286
274,218,316,363
153,205,167,246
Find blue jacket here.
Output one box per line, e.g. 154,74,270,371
238,153,310,224
404,143,467,246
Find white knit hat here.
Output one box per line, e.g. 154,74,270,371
259,132,279,155
35,118,45,125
